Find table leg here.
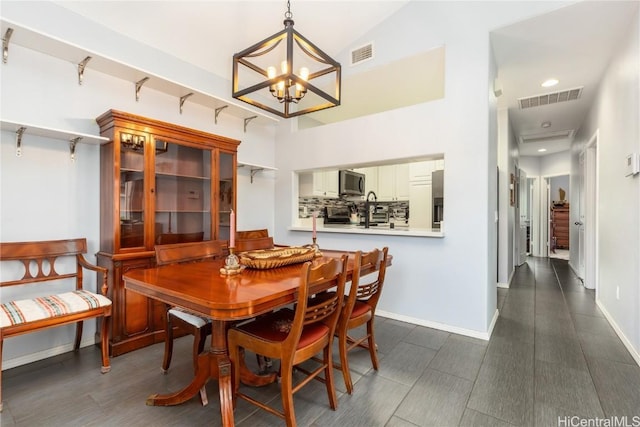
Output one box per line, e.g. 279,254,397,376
146,351,210,406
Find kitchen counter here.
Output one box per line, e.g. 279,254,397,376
289,223,444,238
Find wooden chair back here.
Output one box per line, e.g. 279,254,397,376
155,240,224,266
236,229,269,240
287,255,348,353
344,247,389,317
156,231,204,245
235,236,274,253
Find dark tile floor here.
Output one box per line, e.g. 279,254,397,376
1,257,639,426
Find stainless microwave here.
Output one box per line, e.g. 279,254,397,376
339,170,365,197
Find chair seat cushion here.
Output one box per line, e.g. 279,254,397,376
350,300,371,318
235,308,329,349
0,290,112,328
168,307,210,328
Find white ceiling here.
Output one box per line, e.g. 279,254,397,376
491,1,639,157
56,1,639,157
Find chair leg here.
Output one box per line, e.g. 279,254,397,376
338,331,354,394
0,338,4,412
192,329,204,372
366,320,379,370
74,321,83,351
280,360,297,427
162,314,174,373
323,346,338,410
100,316,111,373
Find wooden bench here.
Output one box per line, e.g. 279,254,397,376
0,238,112,412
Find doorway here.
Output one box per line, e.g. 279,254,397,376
548,174,570,260
582,131,599,291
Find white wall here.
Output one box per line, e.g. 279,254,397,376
497,108,518,286
571,6,640,360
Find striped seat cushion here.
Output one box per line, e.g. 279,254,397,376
0,290,112,328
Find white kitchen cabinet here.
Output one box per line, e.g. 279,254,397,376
378,164,409,201
300,170,339,198
409,180,432,229
410,161,435,182
354,167,378,196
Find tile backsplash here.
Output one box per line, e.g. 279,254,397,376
298,197,409,223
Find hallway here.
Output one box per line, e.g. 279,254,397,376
1,257,639,426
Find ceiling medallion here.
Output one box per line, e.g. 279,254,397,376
232,1,341,119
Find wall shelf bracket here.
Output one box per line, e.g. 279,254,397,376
214,105,228,124
3,27,13,64
15,126,26,157
249,167,264,183
135,77,150,102
244,116,257,133
179,93,194,114
69,136,81,162
77,56,92,85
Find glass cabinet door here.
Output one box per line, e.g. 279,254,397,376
153,138,212,245
119,135,146,249
218,152,235,242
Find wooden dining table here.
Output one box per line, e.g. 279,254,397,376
123,249,385,427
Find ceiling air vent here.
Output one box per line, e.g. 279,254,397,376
518,87,583,109
350,43,374,66
519,129,575,144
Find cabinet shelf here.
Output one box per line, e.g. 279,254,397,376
1,119,109,157
156,172,211,180
155,210,211,213
1,19,278,129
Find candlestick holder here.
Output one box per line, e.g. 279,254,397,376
220,247,243,275
311,237,322,257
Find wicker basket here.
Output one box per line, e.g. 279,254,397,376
238,246,316,269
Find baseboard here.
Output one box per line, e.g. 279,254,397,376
2,337,97,371
497,268,515,289
568,261,583,280
595,300,640,367
377,309,493,341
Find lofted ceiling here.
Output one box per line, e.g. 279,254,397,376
491,1,639,157
54,1,639,156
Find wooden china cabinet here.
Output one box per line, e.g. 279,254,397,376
96,110,240,356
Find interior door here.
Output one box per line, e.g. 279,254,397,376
518,169,528,264
576,152,586,279
584,136,598,290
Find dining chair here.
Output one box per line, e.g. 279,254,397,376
154,239,225,406
335,246,389,394
236,228,269,240
235,236,274,252
227,255,348,427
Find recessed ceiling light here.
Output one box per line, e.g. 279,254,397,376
541,79,559,88
538,148,547,152
541,121,551,128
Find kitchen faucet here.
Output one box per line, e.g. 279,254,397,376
364,191,377,229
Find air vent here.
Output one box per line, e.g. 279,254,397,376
518,87,583,109
350,43,374,66
519,129,575,144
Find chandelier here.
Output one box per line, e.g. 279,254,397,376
232,1,341,119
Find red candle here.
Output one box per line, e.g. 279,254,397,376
312,211,317,239
230,209,235,248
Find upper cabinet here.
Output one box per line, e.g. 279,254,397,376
300,170,339,198
97,110,240,253
377,164,409,201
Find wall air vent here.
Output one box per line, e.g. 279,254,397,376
518,87,583,109
350,43,374,66
519,129,575,144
